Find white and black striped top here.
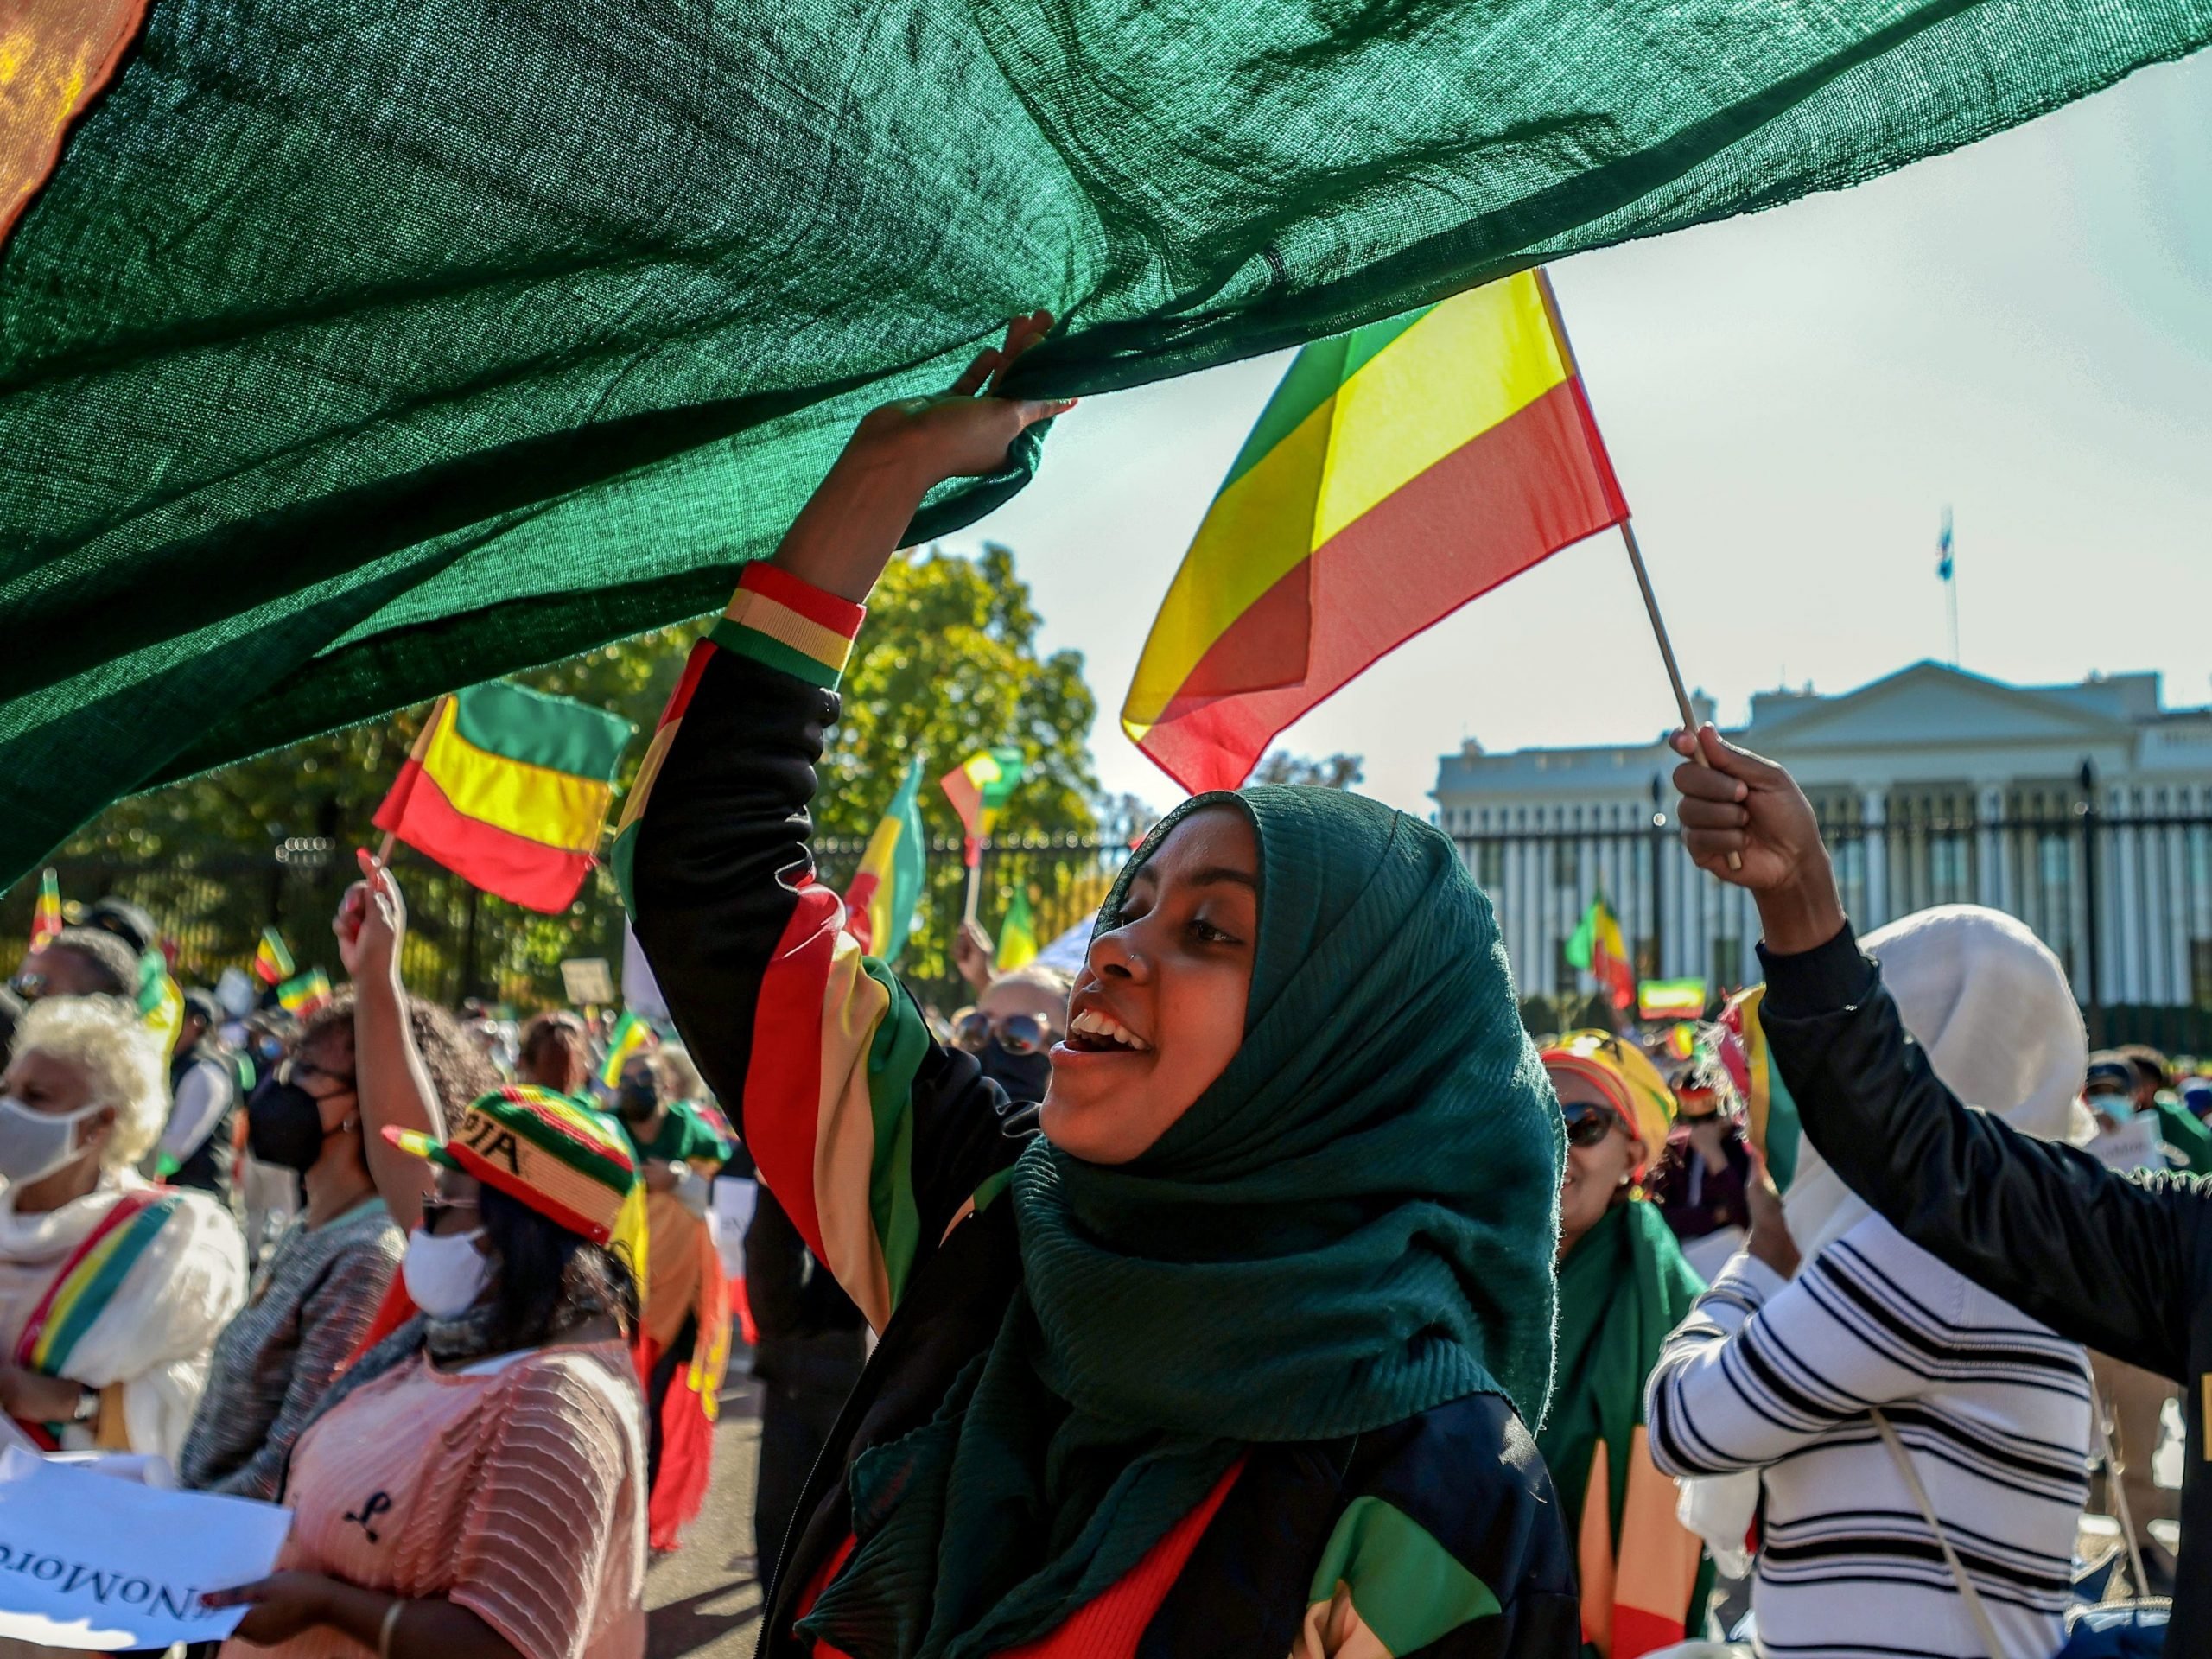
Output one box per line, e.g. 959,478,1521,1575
1646,1217,2091,1659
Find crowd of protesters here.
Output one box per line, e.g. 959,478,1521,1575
3,334,2202,1659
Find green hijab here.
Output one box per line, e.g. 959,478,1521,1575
1540,1198,1704,1555
803,786,1560,1659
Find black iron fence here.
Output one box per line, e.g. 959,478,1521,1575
0,835,1133,1014
1453,768,2212,1050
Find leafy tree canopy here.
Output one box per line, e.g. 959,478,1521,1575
35,542,1108,1007
1249,750,1365,790
820,543,1098,845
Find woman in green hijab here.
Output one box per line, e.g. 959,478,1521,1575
624,315,1574,1658
1538,1032,1708,1656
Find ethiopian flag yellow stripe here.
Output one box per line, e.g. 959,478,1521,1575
1124,273,1573,732
418,696,613,855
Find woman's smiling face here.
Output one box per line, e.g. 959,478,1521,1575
1041,805,1258,1165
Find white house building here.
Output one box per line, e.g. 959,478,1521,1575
1433,661,2212,1022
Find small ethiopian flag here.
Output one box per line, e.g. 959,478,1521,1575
995,889,1039,973
600,1009,652,1089
375,683,632,913
1637,978,1707,1020
1122,268,1628,793
843,760,926,964
940,748,1025,867
277,969,333,1016
253,927,294,987
1565,894,1634,1011
28,869,61,955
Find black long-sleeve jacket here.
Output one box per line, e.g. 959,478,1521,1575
620,561,1577,1656
1761,925,2208,1646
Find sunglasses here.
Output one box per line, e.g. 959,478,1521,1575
1560,1103,1625,1149
953,1010,1052,1056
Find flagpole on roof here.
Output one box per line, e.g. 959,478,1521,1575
1939,507,1958,665
1534,267,1738,870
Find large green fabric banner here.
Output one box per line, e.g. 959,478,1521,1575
1,0,2206,885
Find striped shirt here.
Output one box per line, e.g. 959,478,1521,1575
1646,1217,2090,1658
178,1197,400,1498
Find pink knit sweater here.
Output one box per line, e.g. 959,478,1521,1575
225,1340,647,1659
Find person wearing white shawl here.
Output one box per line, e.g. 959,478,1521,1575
1646,906,2093,1656
0,994,245,1462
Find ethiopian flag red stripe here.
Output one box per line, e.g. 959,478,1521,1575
1122,269,1628,794
375,682,632,912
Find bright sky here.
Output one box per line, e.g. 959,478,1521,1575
941,54,2212,822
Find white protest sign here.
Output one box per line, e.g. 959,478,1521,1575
559,957,616,1008
0,1447,289,1650
2088,1111,2164,1174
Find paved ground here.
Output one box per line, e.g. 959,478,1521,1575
645,1375,767,1659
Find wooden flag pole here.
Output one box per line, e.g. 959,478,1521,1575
1619,519,1739,870
963,849,983,925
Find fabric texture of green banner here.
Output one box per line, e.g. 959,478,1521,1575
1,0,2206,884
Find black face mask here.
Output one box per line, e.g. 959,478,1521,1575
978,1040,1052,1107
247,1077,326,1174
616,1078,660,1122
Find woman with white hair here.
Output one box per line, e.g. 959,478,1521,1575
0,995,246,1460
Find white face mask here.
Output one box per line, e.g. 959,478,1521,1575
0,1096,104,1185
402,1226,492,1319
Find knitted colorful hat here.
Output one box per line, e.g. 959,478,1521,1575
385,1085,644,1254
1541,1028,1676,1177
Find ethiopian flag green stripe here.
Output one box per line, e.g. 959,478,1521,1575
707,618,843,690
452,680,632,778
1219,309,1434,495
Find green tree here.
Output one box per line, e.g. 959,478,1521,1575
28,541,1106,1007
812,543,1103,997
1249,750,1364,789
818,543,1098,843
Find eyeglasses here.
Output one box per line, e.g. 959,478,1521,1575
1560,1103,1624,1149
953,1010,1052,1056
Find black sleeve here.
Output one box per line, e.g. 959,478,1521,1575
623,613,1017,1332
1761,925,2202,1381
743,1185,814,1342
